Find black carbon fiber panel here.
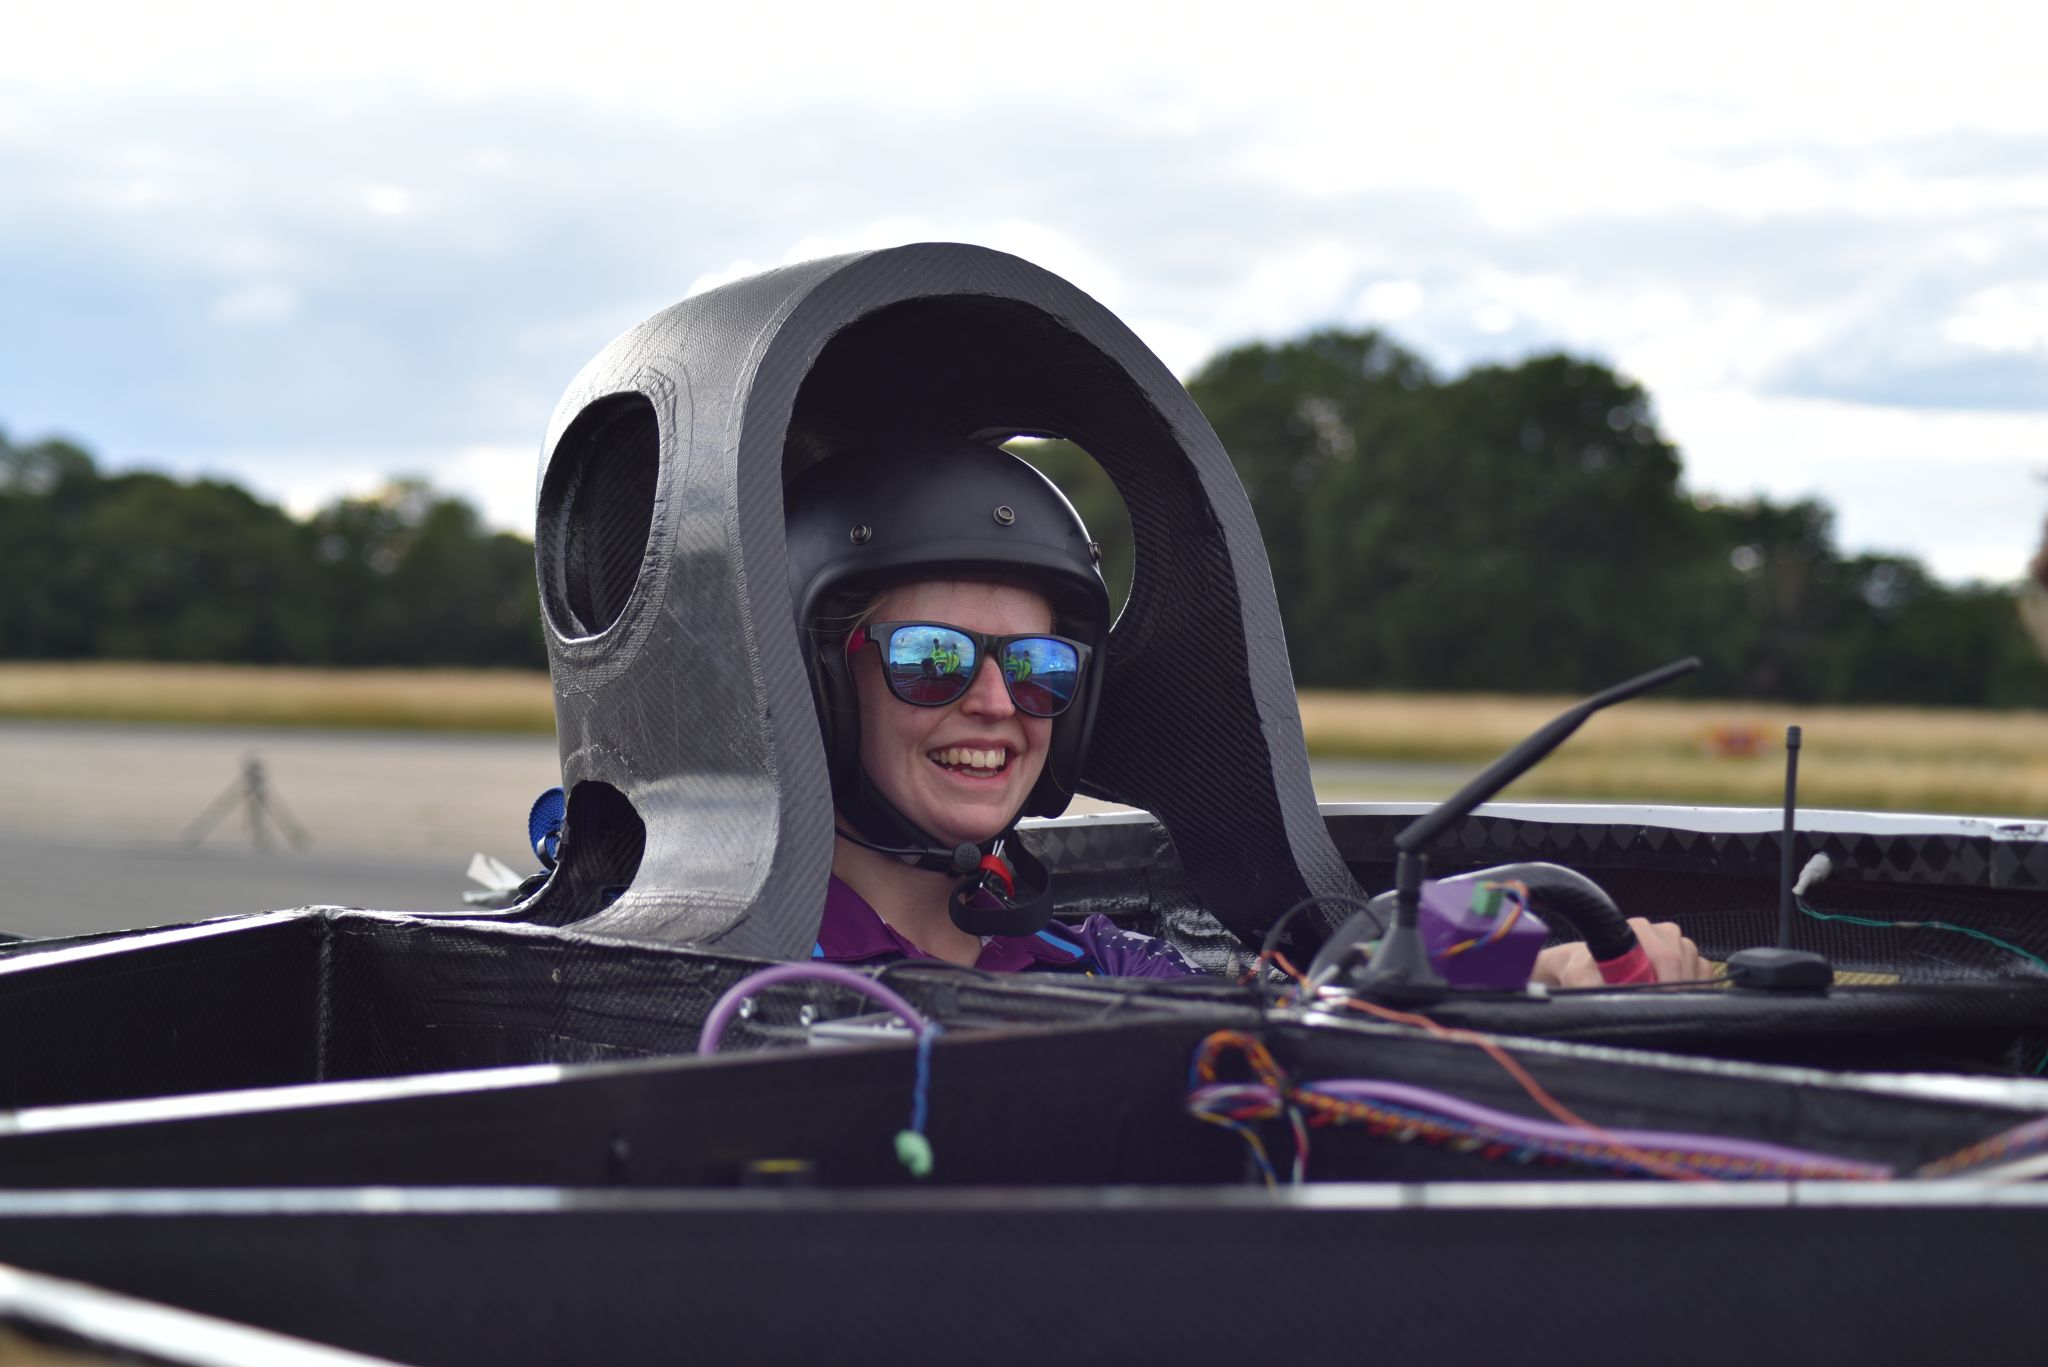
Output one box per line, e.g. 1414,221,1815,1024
1320,808,2048,892
0,916,320,1108
2,1195,2045,1367
0,999,2034,1191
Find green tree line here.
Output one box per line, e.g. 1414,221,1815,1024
0,434,544,668
9,325,2045,705
1024,329,2047,707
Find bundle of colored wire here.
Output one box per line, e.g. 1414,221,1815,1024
1187,1031,1308,1187
1302,974,1714,1180
1918,1113,2048,1180
1186,1031,1893,1183
1229,959,1708,1180
1190,1029,1288,1090
1932,1150,2048,1184
1187,1078,1889,1181
1300,1079,1891,1180
1187,1085,1287,1188
1292,1090,1654,1176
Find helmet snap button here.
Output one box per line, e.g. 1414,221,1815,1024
849,524,872,545
992,505,1015,526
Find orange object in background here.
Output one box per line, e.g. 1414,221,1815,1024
1705,723,1767,758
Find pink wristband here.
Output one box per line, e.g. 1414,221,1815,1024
1596,944,1656,985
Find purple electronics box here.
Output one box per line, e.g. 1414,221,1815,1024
1416,878,1548,989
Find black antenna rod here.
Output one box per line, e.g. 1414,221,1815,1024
1725,721,1832,991
1779,725,1802,949
1394,656,1702,855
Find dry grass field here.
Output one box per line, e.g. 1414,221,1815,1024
1300,691,2048,815
2,664,2043,817
0,663,555,733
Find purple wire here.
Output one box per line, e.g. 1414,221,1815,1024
697,963,930,1055
1305,1079,1892,1177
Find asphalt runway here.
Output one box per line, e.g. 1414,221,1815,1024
0,721,1464,938
0,721,562,936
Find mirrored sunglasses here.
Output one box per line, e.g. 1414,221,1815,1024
848,621,1091,717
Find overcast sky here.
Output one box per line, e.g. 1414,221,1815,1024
4,1,2044,582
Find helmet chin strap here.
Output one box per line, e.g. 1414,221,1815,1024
835,772,985,874
833,773,1056,936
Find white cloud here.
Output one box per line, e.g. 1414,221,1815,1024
444,443,541,535
1945,285,2048,354
1222,241,1361,337
1125,316,1216,381
364,185,412,217
209,282,298,325
1359,280,1423,324
1471,305,1514,336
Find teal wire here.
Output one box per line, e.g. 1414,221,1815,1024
1802,897,2048,1082
909,1025,940,1134
1799,897,2048,1076
1796,897,2048,977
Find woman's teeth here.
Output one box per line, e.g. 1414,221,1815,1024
929,746,1009,775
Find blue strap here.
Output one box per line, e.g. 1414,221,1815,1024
1034,929,1085,959
527,787,566,868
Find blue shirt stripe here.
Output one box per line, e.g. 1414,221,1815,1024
1034,928,1086,959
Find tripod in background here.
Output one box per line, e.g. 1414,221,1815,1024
180,755,310,854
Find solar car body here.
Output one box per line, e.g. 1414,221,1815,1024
2,244,2045,1366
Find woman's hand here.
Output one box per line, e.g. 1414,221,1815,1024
1530,918,1707,988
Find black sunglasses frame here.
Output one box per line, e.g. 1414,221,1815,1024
850,620,1094,718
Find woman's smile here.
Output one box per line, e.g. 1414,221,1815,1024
926,744,1013,779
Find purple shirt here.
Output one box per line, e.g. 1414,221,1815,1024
813,875,1205,980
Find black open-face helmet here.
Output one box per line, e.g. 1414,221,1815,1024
786,435,1112,855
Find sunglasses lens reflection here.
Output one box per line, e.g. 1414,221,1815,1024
1001,638,1080,716
885,626,977,705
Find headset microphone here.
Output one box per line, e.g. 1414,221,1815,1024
834,827,981,875
834,825,1054,937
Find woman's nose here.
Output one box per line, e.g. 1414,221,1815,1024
957,655,1016,715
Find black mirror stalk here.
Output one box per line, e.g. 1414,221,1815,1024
1348,657,1703,1003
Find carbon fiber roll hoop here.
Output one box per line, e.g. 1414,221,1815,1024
528,243,1356,955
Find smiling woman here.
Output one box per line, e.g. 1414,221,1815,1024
784,434,1201,978
850,583,1064,853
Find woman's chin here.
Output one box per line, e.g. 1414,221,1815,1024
926,820,1009,850
911,798,1015,849
903,766,1041,847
